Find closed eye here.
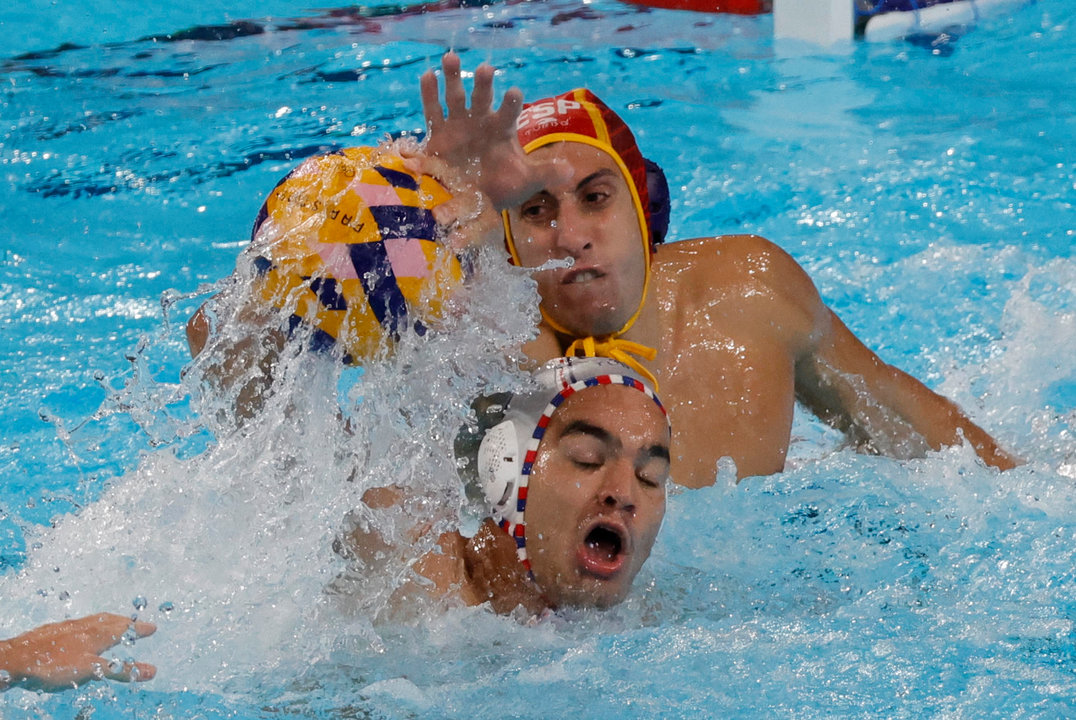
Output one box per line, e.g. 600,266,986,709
637,474,662,489
573,459,602,470
636,448,670,489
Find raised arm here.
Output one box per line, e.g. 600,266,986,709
420,52,566,211
0,613,156,692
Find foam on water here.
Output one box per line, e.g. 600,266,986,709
0,243,544,704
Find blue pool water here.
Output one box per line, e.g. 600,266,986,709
1,0,1074,717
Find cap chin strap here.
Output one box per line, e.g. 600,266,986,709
564,335,658,389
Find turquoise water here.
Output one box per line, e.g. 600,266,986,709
1,0,1074,717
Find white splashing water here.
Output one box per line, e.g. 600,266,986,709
0,243,542,695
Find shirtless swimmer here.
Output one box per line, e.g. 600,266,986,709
420,52,1020,487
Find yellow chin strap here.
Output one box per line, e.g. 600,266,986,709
564,336,659,388
503,134,659,389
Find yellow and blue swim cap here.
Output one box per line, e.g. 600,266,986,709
249,146,462,364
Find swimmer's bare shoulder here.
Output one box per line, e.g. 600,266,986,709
651,234,822,358
654,234,1018,472
682,237,1022,470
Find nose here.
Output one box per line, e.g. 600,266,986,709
598,464,636,515
552,200,594,256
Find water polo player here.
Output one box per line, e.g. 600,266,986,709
341,355,671,614
420,52,1018,484
4,356,672,689
190,51,1015,479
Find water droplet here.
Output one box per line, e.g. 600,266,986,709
158,601,174,614
132,595,147,611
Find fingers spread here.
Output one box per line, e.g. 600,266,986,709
442,52,467,115
495,87,524,131
470,63,495,114
420,69,443,127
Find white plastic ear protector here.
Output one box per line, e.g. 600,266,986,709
477,418,521,514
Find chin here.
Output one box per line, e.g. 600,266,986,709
551,310,629,340
541,576,633,610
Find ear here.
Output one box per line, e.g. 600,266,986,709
477,419,521,518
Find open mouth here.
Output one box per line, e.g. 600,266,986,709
578,522,628,578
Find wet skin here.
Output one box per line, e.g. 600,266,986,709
509,142,1018,485
412,51,1016,483
507,142,647,339
523,383,670,609
377,382,670,614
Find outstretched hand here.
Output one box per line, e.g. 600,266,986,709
0,613,157,692
420,52,566,211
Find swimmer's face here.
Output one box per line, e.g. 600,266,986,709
507,142,647,338
524,384,669,609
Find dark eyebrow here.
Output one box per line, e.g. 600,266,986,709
521,169,618,206
575,168,618,193
645,443,671,464
559,419,671,464
559,420,616,447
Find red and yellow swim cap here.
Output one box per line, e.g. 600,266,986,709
508,88,653,252
502,90,661,385
250,146,462,364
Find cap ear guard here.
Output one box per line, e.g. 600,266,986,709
477,419,522,521
645,158,670,245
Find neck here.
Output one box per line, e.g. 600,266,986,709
462,519,550,616
615,284,661,349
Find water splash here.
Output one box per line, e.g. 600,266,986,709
0,242,543,697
